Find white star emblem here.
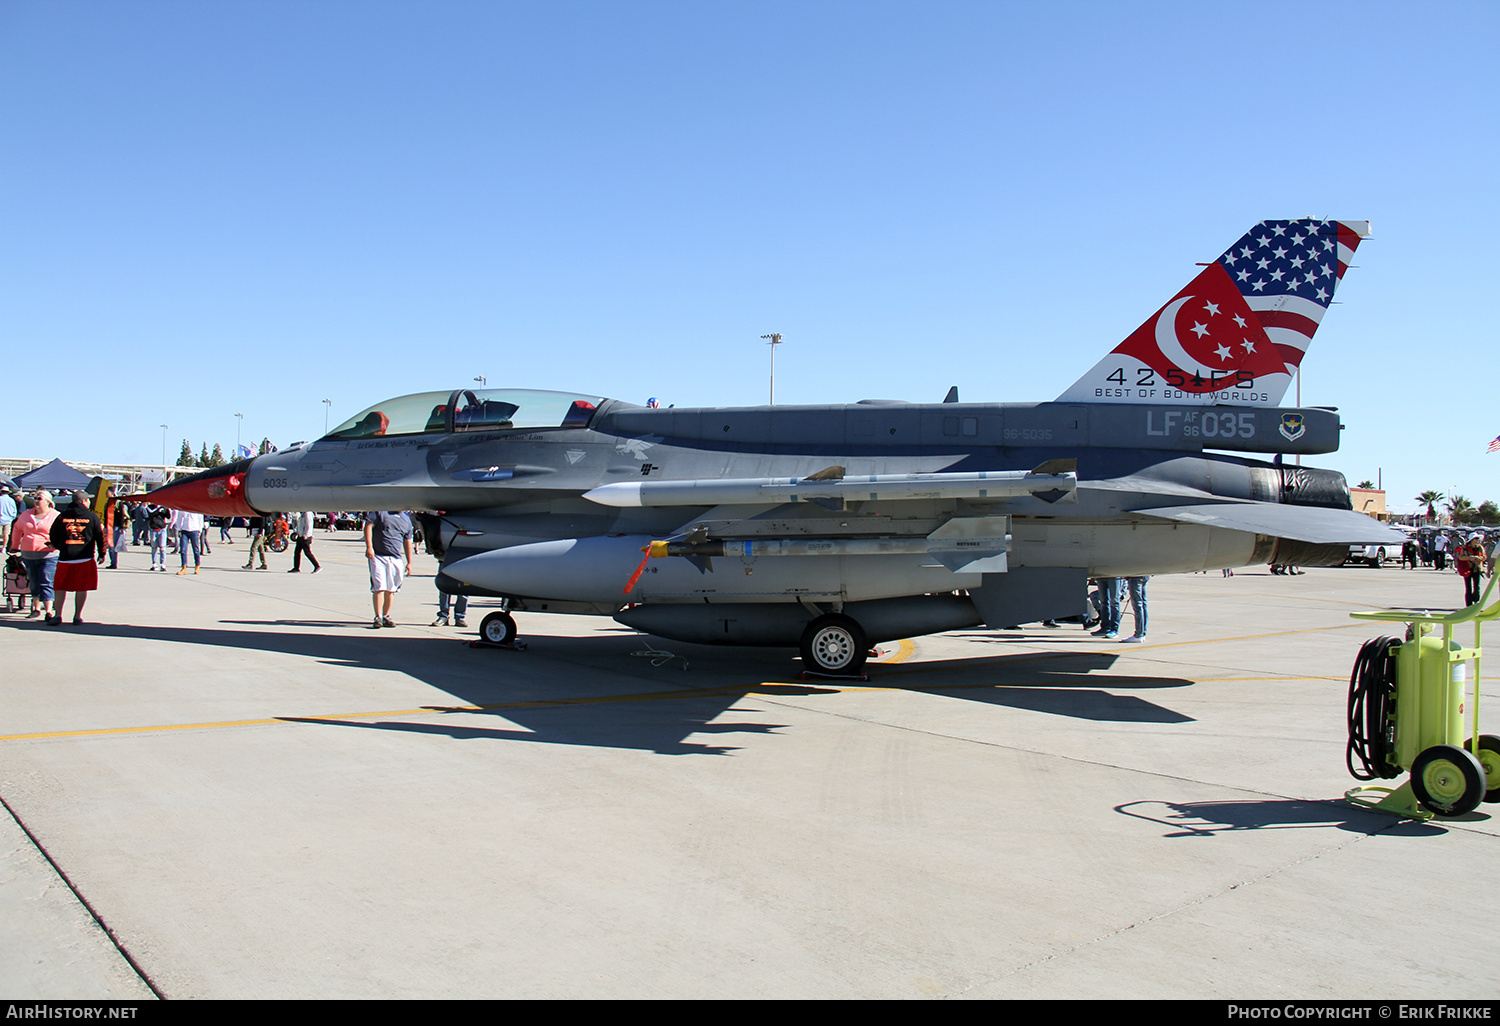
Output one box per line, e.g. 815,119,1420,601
1242,339,1256,353
1190,321,1210,338
1203,301,1220,316
1233,313,1247,328
1251,278,1267,291
1215,344,1233,361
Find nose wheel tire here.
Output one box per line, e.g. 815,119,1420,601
800,614,867,675
480,610,517,646
1410,744,1487,817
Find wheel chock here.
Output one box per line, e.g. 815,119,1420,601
799,669,870,682
466,639,527,651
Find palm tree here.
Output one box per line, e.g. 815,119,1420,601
1415,490,1443,522
1445,494,1474,526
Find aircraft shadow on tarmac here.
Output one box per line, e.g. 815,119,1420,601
3,617,1195,753
1114,798,1469,837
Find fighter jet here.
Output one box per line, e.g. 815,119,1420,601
144,218,1401,674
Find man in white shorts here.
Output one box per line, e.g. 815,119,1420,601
363,510,415,628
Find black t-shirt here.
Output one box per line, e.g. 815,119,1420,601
49,504,104,561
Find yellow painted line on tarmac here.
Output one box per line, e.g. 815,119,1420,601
1,708,431,742
878,638,917,664
3,666,1358,742
0,684,840,742
1093,620,1376,651
1,619,1434,743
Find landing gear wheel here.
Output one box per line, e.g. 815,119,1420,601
800,614,867,675
480,610,517,645
1410,744,1487,817
1470,735,1500,804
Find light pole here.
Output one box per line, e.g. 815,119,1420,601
322,399,332,435
160,424,168,468
473,375,486,388
760,334,783,405
235,413,243,459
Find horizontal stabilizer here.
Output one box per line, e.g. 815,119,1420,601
1133,502,1406,545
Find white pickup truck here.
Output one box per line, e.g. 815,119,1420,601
1346,532,1414,567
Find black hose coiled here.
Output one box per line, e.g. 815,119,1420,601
1347,636,1401,780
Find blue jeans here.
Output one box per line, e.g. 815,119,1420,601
1098,577,1122,633
178,530,201,567
438,591,467,618
150,528,167,566
1125,576,1149,637
22,552,57,602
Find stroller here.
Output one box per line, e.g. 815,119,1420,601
5,554,30,613
267,515,291,553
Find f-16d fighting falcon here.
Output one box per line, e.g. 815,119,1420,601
142,218,1401,674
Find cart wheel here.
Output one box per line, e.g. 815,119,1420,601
480,611,516,646
1410,744,1487,817
1470,735,1500,804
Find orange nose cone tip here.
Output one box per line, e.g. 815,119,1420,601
143,467,256,517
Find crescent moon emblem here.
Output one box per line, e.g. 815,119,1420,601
1153,295,1230,378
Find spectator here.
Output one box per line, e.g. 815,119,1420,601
1455,535,1486,607
6,489,59,621
1120,575,1150,642
243,515,269,569
146,503,169,570
287,511,321,573
1092,577,1122,639
48,491,105,624
364,511,414,628
130,500,150,546
172,508,205,574
0,486,16,545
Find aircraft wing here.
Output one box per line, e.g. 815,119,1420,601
1131,502,1407,545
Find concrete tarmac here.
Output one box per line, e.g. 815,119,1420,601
1,533,1496,999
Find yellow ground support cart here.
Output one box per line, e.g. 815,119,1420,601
1346,571,1500,820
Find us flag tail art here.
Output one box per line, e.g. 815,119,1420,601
1056,219,1370,408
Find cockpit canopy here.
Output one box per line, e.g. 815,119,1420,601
325,388,603,440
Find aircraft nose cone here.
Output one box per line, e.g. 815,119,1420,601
136,458,257,517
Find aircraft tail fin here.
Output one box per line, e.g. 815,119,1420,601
1056,219,1370,407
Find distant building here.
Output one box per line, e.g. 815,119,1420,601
1350,487,1387,521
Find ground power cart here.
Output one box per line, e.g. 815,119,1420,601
1346,573,1500,820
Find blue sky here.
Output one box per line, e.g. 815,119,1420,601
3,0,1496,514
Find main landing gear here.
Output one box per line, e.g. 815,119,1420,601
799,613,870,678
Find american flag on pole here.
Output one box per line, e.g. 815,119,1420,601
1488,435,1500,453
